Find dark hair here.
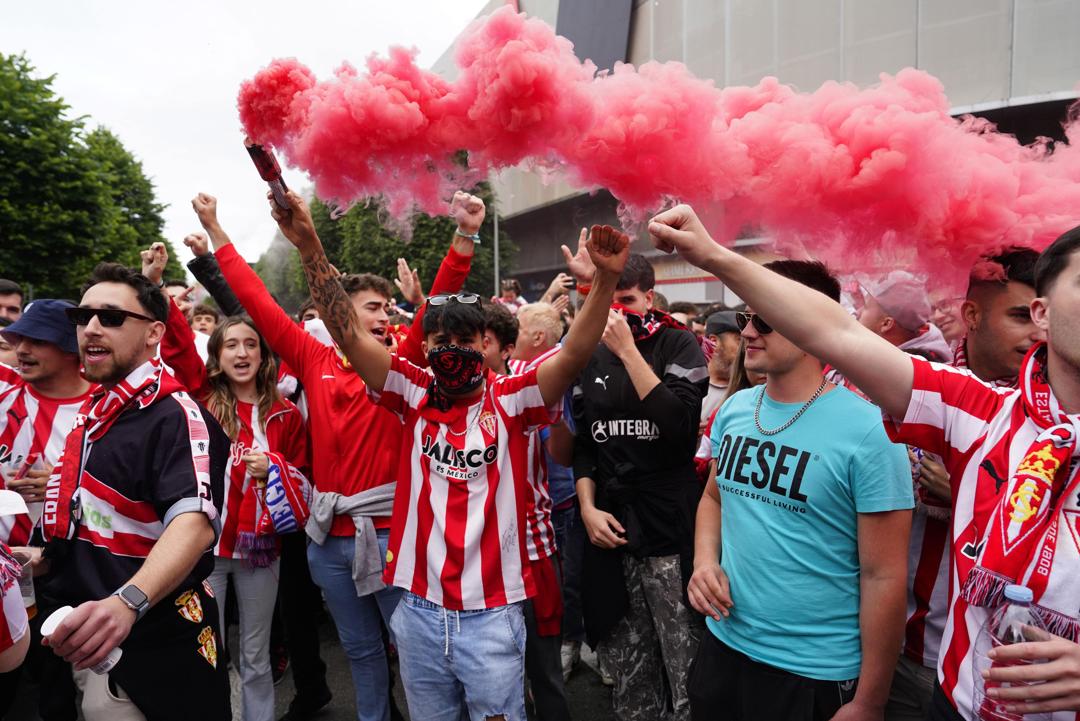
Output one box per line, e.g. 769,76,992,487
422,298,486,340
341,273,394,300
500,278,522,295
763,260,841,303
82,263,168,322
968,246,1039,295
616,254,656,292
0,279,23,299
296,298,317,322
483,303,518,350
191,304,221,322
1035,226,1080,296
163,279,188,291
668,301,698,316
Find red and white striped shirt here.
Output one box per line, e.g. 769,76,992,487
885,356,1079,720
0,545,27,656
902,347,1019,670
508,347,561,561
0,366,90,544
374,354,558,610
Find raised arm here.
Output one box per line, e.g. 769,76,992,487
648,205,913,419
183,232,245,317
536,226,629,408
399,191,482,366
269,190,391,392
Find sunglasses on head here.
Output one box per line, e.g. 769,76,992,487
427,293,480,307
65,307,157,328
735,311,773,335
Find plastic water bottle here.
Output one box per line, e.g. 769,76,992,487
971,584,1051,721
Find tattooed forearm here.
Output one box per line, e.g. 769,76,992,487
301,249,359,350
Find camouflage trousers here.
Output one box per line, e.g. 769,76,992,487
602,554,701,721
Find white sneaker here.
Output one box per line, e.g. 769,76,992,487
560,640,581,683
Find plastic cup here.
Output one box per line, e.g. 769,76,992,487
41,606,123,674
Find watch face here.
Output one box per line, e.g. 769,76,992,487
121,585,148,608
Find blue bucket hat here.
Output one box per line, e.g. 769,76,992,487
1,299,79,355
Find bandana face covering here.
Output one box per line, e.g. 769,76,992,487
611,303,685,342
426,345,485,411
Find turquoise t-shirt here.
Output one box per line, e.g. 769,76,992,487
707,384,912,681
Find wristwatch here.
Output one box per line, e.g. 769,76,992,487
113,584,150,621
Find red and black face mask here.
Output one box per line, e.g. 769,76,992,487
427,344,485,395
610,303,684,342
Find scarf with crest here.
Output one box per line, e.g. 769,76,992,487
42,359,185,542
960,342,1080,640
611,305,686,343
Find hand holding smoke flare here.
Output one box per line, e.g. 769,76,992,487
238,6,1080,282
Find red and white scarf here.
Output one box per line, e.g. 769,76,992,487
952,336,1017,389
960,342,1080,639
611,304,686,343
42,359,184,542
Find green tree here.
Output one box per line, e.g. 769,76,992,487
307,184,514,299
253,230,308,314
0,53,180,298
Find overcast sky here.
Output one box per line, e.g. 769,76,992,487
1,0,489,267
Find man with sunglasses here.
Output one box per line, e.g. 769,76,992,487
270,186,628,721
650,206,1080,720
684,259,913,721
194,190,481,721
0,299,91,721
23,262,230,721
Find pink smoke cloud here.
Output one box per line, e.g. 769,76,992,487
237,5,1080,280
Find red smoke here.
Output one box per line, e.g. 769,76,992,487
237,5,1080,278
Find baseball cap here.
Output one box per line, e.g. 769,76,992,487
705,311,739,337
1,299,78,354
859,272,930,333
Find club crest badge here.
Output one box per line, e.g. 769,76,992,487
479,411,496,437
197,626,218,668
175,590,204,624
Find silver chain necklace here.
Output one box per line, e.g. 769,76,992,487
753,378,829,436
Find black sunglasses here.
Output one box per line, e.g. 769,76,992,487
427,293,480,307
65,307,157,328
735,311,773,335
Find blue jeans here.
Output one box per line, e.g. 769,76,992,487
389,593,527,721
307,531,403,721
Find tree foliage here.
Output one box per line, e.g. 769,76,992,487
0,53,181,299
254,183,514,313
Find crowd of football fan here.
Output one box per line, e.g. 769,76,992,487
1,188,1079,721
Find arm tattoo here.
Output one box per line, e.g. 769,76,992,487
301,250,359,350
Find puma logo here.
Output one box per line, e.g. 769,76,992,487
595,375,609,391
961,538,986,560
981,460,1009,493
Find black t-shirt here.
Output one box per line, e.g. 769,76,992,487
43,391,228,639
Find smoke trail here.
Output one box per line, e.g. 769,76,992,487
237,5,1080,279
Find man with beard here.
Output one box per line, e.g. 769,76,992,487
0,300,91,721
22,263,229,721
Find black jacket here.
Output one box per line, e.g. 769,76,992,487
573,325,707,643
188,254,244,317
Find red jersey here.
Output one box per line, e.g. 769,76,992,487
885,355,1080,721
0,367,91,544
374,354,558,610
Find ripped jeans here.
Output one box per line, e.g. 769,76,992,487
389,592,526,721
